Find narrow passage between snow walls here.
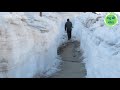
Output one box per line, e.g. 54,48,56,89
1,12,119,78
49,13,87,78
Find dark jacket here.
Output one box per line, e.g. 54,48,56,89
65,21,73,31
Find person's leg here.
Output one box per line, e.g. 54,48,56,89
67,31,69,40
68,32,71,40
70,30,71,39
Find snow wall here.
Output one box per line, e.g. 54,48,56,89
0,12,64,78
74,12,120,78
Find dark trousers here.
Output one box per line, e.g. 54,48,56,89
67,30,72,40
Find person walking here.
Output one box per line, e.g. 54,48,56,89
65,19,73,40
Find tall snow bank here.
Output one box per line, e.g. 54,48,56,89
75,12,120,78
42,12,65,46
0,12,61,78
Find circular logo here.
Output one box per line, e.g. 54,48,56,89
104,12,118,27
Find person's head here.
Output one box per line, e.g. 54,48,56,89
67,19,69,22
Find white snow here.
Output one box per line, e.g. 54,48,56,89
1,12,120,78
74,12,120,78
0,12,64,78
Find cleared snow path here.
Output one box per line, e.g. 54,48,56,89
50,40,87,78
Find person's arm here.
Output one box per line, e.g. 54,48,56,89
65,23,67,31
71,22,73,28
